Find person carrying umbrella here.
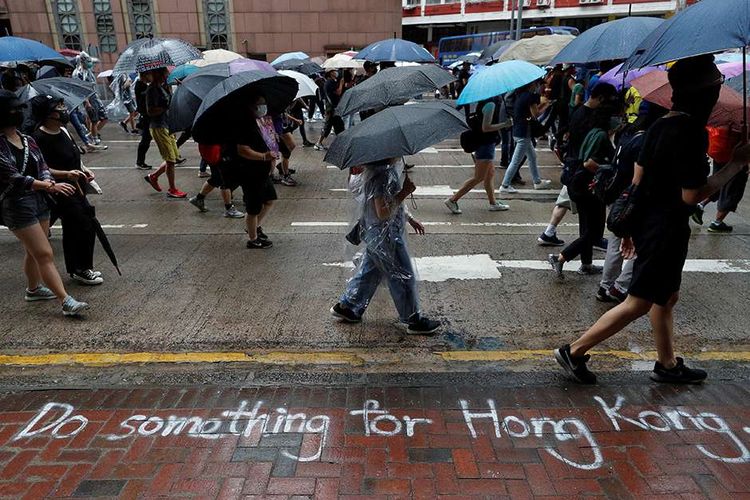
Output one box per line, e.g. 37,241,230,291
0,90,89,316
313,70,346,151
72,52,108,145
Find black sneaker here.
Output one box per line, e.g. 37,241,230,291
404,163,415,171
330,303,361,323
651,357,707,384
548,254,564,280
555,345,597,384
707,221,733,233
538,233,565,246
135,163,153,170
246,238,272,249
594,238,608,252
303,141,315,148
119,121,129,133
691,205,704,225
406,315,441,335
175,157,187,165
607,286,627,303
595,286,618,303
257,226,269,242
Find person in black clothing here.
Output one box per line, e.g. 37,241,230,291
30,95,103,286
289,98,313,147
555,55,750,386
134,73,153,170
358,62,379,122
314,70,345,151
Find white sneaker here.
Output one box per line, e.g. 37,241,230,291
534,179,552,190
489,201,510,211
444,199,462,214
499,186,518,194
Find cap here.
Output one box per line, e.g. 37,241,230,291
0,89,27,114
29,94,64,121
668,54,722,92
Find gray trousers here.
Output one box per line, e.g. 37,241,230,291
600,233,634,293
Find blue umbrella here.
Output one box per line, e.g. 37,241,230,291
357,39,435,63
456,60,545,106
167,64,199,84
0,36,68,64
551,17,664,65
271,51,310,66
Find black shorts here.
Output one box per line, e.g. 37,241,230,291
206,163,226,189
241,175,277,215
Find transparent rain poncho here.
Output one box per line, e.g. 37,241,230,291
339,159,420,323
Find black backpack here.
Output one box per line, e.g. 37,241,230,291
460,100,500,154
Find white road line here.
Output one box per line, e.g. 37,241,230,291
496,259,750,273
1,224,149,231
292,222,579,228
88,166,201,170
330,186,557,196
327,164,559,170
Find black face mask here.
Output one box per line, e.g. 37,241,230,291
54,110,70,125
0,110,24,129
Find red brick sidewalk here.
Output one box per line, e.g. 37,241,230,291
1,383,749,499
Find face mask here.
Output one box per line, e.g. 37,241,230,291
85,61,94,70
54,110,70,124
254,104,268,118
0,110,24,129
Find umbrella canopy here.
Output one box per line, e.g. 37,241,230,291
167,64,199,84
272,58,324,76
598,62,662,90
477,40,516,65
192,71,298,143
229,58,276,74
0,36,69,64
36,65,61,80
718,62,750,80
324,101,468,170
550,17,663,65
625,0,750,70
190,48,243,67
112,37,201,75
97,69,113,79
322,53,364,70
497,35,576,66
336,65,456,116
356,39,435,63
278,70,318,99
30,77,95,111
271,51,310,66
631,71,745,129
456,60,545,106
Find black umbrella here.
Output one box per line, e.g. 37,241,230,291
324,101,469,170
191,70,298,144
336,65,456,117
167,63,229,132
92,220,122,276
478,40,516,65
113,37,201,75
272,58,323,76
30,77,95,111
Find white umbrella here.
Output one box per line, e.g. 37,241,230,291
97,69,113,79
323,53,364,71
278,70,318,99
190,49,243,67
497,34,576,66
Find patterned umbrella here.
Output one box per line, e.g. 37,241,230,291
113,37,201,75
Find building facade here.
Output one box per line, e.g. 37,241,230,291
402,0,697,54
1,0,402,67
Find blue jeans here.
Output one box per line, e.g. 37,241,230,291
340,224,419,323
502,136,540,187
70,109,90,145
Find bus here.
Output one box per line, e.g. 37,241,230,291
437,26,579,66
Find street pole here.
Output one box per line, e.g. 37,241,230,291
509,0,516,39
516,0,523,40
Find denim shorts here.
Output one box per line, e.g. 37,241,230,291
0,192,50,231
474,142,496,161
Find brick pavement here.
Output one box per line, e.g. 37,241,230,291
1,383,749,499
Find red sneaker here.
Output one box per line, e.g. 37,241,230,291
144,174,161,192
167,188,187,199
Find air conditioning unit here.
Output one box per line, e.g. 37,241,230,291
521,0,532,7
536,0,551,6
579,0,603,4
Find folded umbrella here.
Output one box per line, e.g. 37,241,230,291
0,36,69,64
113,37,201,75
271,51,310,66
30,77,96,111
278,70,318,99
456,60,545,106
336,65,456,117
324,101,469,170
192,71,298,144
190,48,243,67
272,58,323,76
497,35,576,66
551,17,663,65
356,38,435,64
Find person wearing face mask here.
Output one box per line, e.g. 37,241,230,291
31,95,103,286
0,91,89,316
313,70,345,151
72,52,108,145
555,55,750,386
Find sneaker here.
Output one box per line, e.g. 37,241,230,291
594,238,608,252
144,174,162,192
537,233,564,246
93,136,102,145
257,226,269,242
62,295,89,317
175,157,187,165
511,174,525,186
488,201,510,211
85,143,107,152
131,129,142,135
404,163,415,171
595,286,619,303
534,179,552,190
189,196,208,212
167,188,187,199
499,186,518,194
708,221,733,233
691,205,704,225
577,264,603,275
406,315,441,335
548,254,564,280
444,199,462,214
288,168,296,174
135,163,153,170
271,174,283,184
224,206,245,219
246,238,272,249
555,345,597,385
71,270,103,286
650,357,707,384
330,303,361,323
119,121,129,133
607,286,627,303
25,285,57,302
303,141,315,148
198,171,211,178
281,175,298,187
313,143,326,151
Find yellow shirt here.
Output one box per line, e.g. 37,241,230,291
625,87,642,124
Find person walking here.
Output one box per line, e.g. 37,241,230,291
555,55,750,385
72,52,108,144
313,70,345,151
134,73,153,170
445,97,512,214
0,91,89,316
114,74,139,134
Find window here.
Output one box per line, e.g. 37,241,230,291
204,0,229,49
54,0,82,50
130,0,155,39
94,0,117,53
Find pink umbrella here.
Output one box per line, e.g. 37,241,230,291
631,71,746,130
228,58,276,74
598,62,661,90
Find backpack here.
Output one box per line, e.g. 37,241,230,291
460,101,501,154
592,131,644,205
198,143,222,167
561,128,606,198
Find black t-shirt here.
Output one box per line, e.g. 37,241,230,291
8,141,39,181
512,91,540,138
146,84,170,128
135,79,149,115
637,114,709,217
566,105,596,159
33,130,80,172
227,121,271,179
325,79,342,108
